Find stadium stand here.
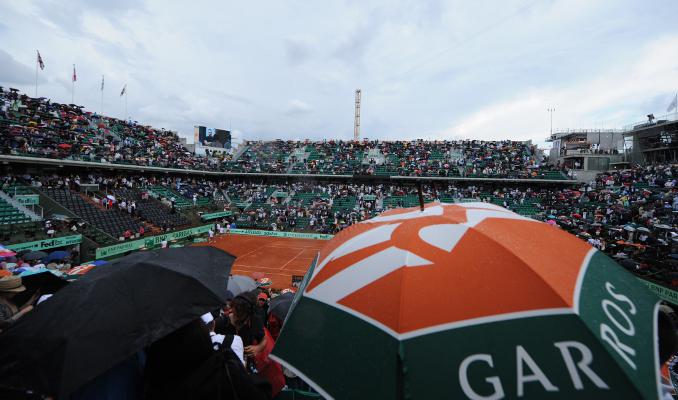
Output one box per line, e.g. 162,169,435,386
1,88,570,180
41,188,142,239
1,88,675,290
109,187,189,229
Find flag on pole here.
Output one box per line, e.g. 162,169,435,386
120,84,127,97
101,75,105,91
37,51,44,70
668,93,678,113
72,65,77,82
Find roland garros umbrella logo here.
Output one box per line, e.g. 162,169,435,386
305,203,554,335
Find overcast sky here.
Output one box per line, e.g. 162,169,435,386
1,0,678,147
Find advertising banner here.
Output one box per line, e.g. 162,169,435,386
14,194,39,206
201,211,233,221
96,224,212,258
7,234,82,252
229,228,333,241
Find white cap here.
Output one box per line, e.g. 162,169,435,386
200,312,214,325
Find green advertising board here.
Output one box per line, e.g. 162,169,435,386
229,228,333,241
96,224,212,258
14,194,39,206
7,234,82,252
201,210,233,221
639,279,678,305
362,195,376,201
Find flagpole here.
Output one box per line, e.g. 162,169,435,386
71,65,75,104
125,89,128,121
35,52,38,97
100,75,104,115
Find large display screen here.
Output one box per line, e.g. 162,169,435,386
195,126,231,149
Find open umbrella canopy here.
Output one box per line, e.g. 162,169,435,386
65,260,109,277
258,277,273,288
0,245,16,258
272,202,661,399
12,271,69,306
268,292,295,321
44,250,70,262
21,250,48,261
227,274,258,296
0,246,235,398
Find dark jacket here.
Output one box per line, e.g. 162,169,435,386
144,319,270,400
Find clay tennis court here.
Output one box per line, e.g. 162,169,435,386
196,234,326,289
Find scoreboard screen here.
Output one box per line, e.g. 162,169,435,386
195,126,231,149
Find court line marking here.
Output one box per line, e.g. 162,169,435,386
233,265,310,272
264,245,324,249
278,249,306,270
231,248,262,259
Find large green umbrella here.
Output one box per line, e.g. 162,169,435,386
272,202,662,399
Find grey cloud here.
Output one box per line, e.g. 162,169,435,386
31,0,148,44
0,49,45,85
208,89,258,107
285,99,314,116
332,23,378,69
284,38,314,66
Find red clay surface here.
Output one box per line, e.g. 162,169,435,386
195,234,326,289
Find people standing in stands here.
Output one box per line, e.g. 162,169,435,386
256,292,269,325
201,311,245,366
223,292,285,397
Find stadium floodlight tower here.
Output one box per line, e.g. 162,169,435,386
354,89,361,141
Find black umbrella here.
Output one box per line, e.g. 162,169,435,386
21,251,48,262
12,271,69,306
0,246,235,398
15,249,31,258
619,258,640,271
268,292,295,321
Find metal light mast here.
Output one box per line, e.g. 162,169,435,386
354,89,361,140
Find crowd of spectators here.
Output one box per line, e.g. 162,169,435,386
3,163,676,288
200,166,678,287
0,173,220,243
1,88,570,179
0,88,208,169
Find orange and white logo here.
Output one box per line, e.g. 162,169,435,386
304,202,593,338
